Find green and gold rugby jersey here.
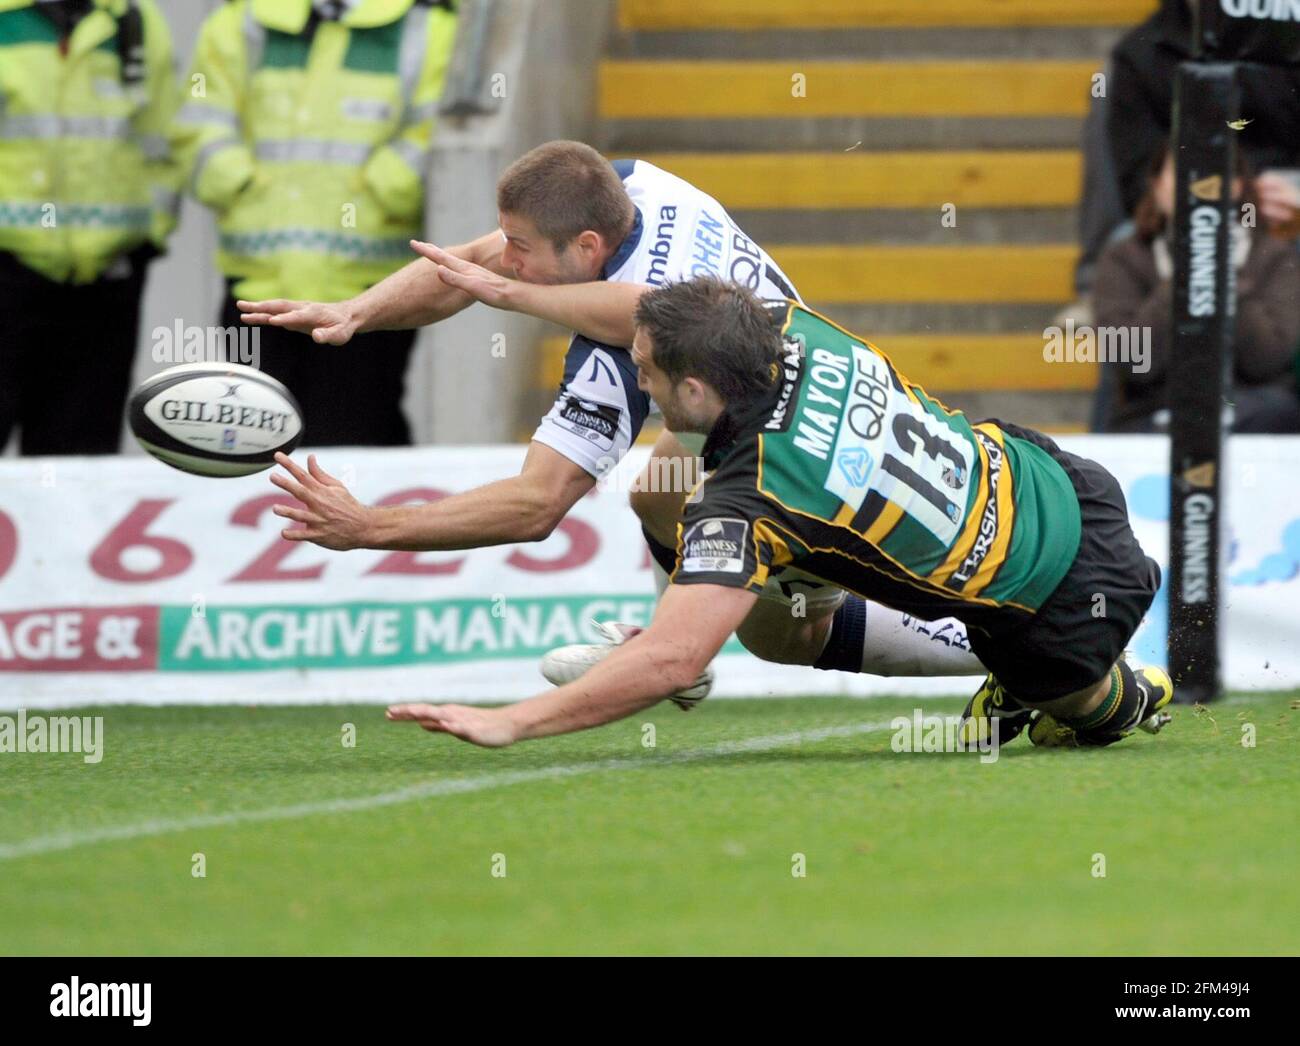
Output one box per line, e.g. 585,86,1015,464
671,302,1083,628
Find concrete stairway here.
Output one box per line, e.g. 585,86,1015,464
533,0,1156,437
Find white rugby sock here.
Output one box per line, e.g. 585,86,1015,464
860,602,984,676
816,597,985,676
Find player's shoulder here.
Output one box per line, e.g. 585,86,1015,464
692,433,768,513
615,157,718,205
613,157,674,183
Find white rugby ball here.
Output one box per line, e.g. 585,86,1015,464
128,363,304,477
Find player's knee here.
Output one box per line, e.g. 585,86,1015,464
736,616,820,666
629,486,677,548
628,483,655,522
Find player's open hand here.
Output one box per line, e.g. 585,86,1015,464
386,703,519,748
236,299,361,345
269,453,371,550
410,240,517,310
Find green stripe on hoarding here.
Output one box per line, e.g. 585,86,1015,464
159,596,742,672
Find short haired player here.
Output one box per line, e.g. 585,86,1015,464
386,278,1174,750
248,141,987,701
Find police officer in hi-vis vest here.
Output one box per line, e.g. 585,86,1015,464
0,0,180,454
174,0,459,446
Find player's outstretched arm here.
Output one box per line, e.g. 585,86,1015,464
413,241,646,348
236,229,508,344
269,442,595,551
387,584,757,747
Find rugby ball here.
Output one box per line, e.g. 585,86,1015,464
128,363,304,477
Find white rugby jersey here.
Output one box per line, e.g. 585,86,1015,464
531,159,802,479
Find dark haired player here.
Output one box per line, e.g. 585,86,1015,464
387,277,1173,750
252,141,987,704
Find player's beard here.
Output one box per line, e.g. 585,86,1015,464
515,251,585,287
657,390,713,436
547,248,597,287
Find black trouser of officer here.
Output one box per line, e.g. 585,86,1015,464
0,248,151,455
220,288,416,447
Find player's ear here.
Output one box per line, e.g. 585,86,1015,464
575,229,603,259
681,376,709,405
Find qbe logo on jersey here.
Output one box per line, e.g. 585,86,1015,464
681,518,749,574
557,395,622,450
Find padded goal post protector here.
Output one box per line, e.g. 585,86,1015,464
1167,62,1241,704
1168,2,1298,702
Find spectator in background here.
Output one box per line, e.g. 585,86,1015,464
1108,0,1300,226
1074,0,1300,308
0,0,179,455
1071,57,1126,308
1094,145,1300,435
173,0,458,446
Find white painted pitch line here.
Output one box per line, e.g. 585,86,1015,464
0,720,899,863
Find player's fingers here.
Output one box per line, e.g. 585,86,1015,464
386,703,440,721
266,310,315,329
307,454,342,487
268,469,307,498
268,474,316,509
430,707,478,734
280,525,317,541
389,707,452,731
271,503,314,523
236,298,296,314
273,452,316,487
410,240,460,269
434,264,474,292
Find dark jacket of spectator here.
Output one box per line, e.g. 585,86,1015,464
1109,0,1300,216
1094,232,1300,432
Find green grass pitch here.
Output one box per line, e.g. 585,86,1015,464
1,693,1296,955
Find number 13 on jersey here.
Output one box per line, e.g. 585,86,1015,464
816,343,975,548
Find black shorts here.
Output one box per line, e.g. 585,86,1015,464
967,423,1161,704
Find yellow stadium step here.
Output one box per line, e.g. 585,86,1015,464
537,334,1095,394
772,244,1076,303
600,60,1099,119
620,0,1156,31
639,151,1082,209
879,335,1095,391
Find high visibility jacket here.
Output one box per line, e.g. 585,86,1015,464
174,0,458,303
0,0,179,284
